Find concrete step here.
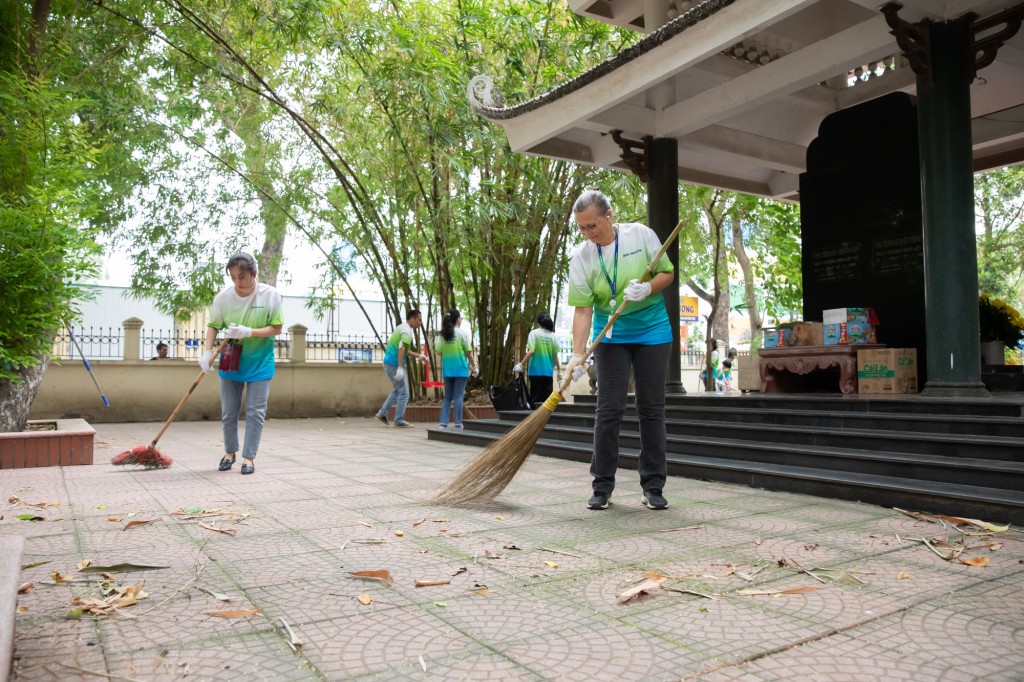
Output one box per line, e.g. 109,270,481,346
554,402,1024,438
428,427,1024,523
572,393,1024,418
522,411,1024,461
459,419,1024,491
0,536,25,682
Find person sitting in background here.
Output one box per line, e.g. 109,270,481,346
151,342,169,360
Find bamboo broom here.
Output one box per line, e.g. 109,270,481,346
433,219,686,505
111,339,230,469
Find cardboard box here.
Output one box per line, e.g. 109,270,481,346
857,348,918,394
789,322,824,346
823,307,877,324
823,323,847,345
762,327,792,349
846,319,877,344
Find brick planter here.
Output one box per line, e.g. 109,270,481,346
0,419,95,469
387,405,498,423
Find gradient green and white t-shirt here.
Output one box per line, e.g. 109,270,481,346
567,222,674,345
208,283,284,382
383,323,415,367
434,333,470,378
526,328,559,377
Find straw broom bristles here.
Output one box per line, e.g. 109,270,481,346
432,391,564,505
433,218,687,506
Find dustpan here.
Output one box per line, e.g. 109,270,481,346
422,341,444,388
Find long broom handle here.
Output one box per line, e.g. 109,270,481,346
558,218,686,395
150,338,230,448
66,326,110,407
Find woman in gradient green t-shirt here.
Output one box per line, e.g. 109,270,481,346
434,308,477,429
565,190,675,512
514,311,561,407
199,252,284,476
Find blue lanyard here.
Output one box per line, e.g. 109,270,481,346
596,226,618,305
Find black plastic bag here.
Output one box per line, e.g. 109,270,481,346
488,375,531,411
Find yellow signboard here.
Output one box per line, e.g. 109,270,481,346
680,296,699,322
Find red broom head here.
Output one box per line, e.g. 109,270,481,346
111,445,173,469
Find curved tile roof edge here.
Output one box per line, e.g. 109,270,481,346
473,0,737,121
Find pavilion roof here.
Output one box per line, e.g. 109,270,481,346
472,0,1024,200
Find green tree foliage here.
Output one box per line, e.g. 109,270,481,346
0,1,118,430
976,166,1024,304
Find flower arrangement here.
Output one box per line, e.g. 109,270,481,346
979,294,1024,348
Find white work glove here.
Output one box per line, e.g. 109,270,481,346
569,354,586,382
623,279,651,302
470,366,479,378
513,363,523,375
394,367,405,383
225,323,252,339
198,351,216,374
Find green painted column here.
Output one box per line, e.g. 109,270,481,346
647,137,684,394
917,18,989,397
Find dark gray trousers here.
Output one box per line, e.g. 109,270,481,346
590,341,671,495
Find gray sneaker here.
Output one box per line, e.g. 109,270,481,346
394,420,414,428
587,492,610,510
642,489,668,510
375,412,389,425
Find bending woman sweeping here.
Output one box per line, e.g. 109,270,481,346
566,190,675,511
514,311,561,407
199,252,284,475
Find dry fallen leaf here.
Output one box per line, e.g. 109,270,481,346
451,567,468,576
16,606,28,614
51,571,73,584
208,609,260,618
360,521,373,528
617,577,667,603
483,550,507,559
123,520,156,531
412,518,426,527
544,561,558,569
736,586,823,596
106,517,122,523
199,523,237,536
17,582,33,593
348,570,395,585
896,571,909,580
76,559,91,571
473,589,495,595
958,556,990,567
934,515,1011,533
394,530,404,537
432,519,449,523
357,594,373,605
419,654,427,673
414,579,451,587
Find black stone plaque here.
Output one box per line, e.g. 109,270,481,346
799,93,927,384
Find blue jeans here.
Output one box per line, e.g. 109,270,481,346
590,341,671,495
378,363,409,422
220,378,271,459
440,376,467,426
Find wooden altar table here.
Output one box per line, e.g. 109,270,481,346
759,344,884,395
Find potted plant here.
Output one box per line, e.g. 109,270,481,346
979,294,1024,365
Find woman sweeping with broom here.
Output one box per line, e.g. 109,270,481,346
567,190,675,511
199,252,284,475
433,193,682,507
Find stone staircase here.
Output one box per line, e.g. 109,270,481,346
428,393,1024,524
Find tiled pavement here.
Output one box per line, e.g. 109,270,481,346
2,417,1023,681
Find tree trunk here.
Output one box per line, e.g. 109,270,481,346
732,212,762,344
0,358,50,433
